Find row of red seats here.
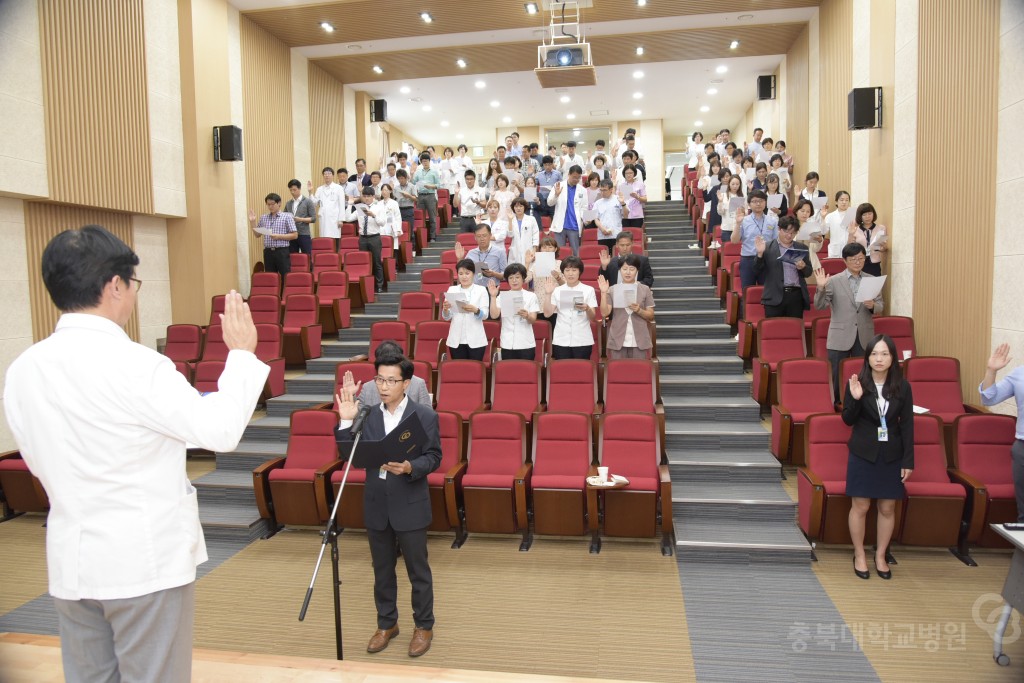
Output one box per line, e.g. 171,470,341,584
799,412,1018,559
252,409,672,553
165,323,287,399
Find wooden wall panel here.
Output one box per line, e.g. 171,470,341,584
240,16,295,269
38,0,152,214
866,0,896,262
308,63,346,191
817,0,852,193
914,1,999,399
24,203,139,343
785,25,810,184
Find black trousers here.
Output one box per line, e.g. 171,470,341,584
622,217,644,228
367,524,434,630
263,246,291,274
359,234,384,291
764,287,805,319
448,343,486,361
289,234,312,254
500,346,536,361
460,215,479,233
828,337,864,404
598,237,617,252
552,344,592,360
399,205,415,229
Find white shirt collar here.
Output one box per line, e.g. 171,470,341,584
379,393,409,417
55,313,130,340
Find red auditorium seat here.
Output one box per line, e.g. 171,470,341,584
420,268,454,304
282,271,314,304
578,244,608,261
247,294,281,325
0,451,49,518
343,251,376,307
736,286,765,361
770,358,835,465
289,252,310,273
531,320,553,364
439,249,458,276
904,356,988,453
253,409,340,528
949,414,1018,554
802,285,830,344
431,411,467,546
817,258,846,276
367,321,411,359
380,235,397,282
207,295,226,328
254,323,286,400
310,237,336,261
315,270,351,334
435,360,488,421
455,233,478,249
458,412,531,547
312,361,375,412
546,359,600,416
312,252,341,282
810,316,830,360
489,360,543,422
338,236,360,259
592,412,672,554
250,272,281,298
191,325,229,393
281,294,322,365
162,324,203,380
399,292,436,333
413,321,450,379
603,359,664,443
899,414,966,547
874,316,917,360
531,411,593,538
752,317,807,408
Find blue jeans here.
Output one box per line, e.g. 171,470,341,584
739,255,765,290
554,229,581,257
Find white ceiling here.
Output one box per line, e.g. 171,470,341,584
347,54,784,149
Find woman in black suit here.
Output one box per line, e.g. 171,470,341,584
842,333,914,580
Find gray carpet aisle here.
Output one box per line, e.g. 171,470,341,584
645,199,879,683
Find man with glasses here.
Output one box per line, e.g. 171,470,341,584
248,192,298,275
813,242,885,404
334,353,442,658
754,215,812,319
342,340,431,406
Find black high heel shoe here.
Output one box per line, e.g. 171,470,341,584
853,555,870,580
875,557,892,580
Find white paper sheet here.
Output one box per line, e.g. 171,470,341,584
811,196,828,212
838,208,855,229
253,227,273,236
524,187,537,202
581,208,597,223
855,274,887,302
559,290,585,312
532,252,558,281
869,233,889,251
612,284,638,309
499,291,525,318
728,196,745,213
796,221,822,241
444,291,470,313
767,194,784,210
745,168,756,181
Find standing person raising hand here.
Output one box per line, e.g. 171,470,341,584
979,343,1024,521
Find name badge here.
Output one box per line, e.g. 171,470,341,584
877,427,889,442
379,466,387,480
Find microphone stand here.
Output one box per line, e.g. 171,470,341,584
299,405,370,660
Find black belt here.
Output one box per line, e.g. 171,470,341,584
360,233,381,238
784,286,801,291
265,246,288,250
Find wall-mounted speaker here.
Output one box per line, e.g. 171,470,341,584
370,99,387,122
757,75,776,101
213,125,243,162
848,87,883,130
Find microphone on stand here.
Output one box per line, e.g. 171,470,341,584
350,404,372,437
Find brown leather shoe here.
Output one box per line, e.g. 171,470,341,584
408,628,433,657
366,626,399,653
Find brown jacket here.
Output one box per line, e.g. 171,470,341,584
605,283,655,351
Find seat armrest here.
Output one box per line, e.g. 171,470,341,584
444,461,469,527
252,457,285,520
948,467,989,543
964,403,990,414
0,450,21,462
658,464,673,536
313,460,346,522
514,462,533,530
796,466,825,539
586,465,600,532
797,466,824,488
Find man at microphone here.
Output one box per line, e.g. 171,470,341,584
334,354,442,657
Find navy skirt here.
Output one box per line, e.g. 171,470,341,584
845,451,904,500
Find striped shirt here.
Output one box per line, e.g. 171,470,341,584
257,212,297,248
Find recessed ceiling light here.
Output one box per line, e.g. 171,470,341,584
490,100,500,107
372,65,383,74
420,12,433,23
636,46,644,56
716,65,728,74
700,105,710,112
637,0,647,5
524,2,538,14
474,80,486,89
456,59,467,68
633,70,644,79
633,92,643,99
560,95,571,103
632,109,642,116
400,86,411,94
730,40,740,49
440,120,449,127
502,116,512,123
422,105,432,112
706,87,718,95
320,22,334,32
573,130,581,137
590,109,609,116
694,120,703,127
456,133,464,139
566,113,576,120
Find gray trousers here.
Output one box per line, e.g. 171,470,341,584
1014,440,1024,522
553,229,581,257
53,582,195,683
417,195,439,241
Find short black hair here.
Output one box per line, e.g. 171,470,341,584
265,192,281,203
621,254,643,270
566,140,577,148
374,339,405,361
465,169,477,179
336,167,348,175
560,255,584,273
456,258,477,273
625,128,636,134
599,178,614,189
42,225,139,312
542,155,554,165
596,139,606,146
370,171,382,180
568,164,584,175
361,185,376,196
374,355,414,380
355,157,366,165
747,190,767,202
511,197,528,211
842,243,867,259
321,167,334,175
616,232,634,243
778,215,799,232
753,127,763,134
458,144,468,151
474,223,492,235
503,263,528,281
419,152,431,161
397,169,409,179
496,145,506,152
288,179,301,190
805,171,820,182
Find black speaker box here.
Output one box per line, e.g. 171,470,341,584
213,125,243,162
370,99,387,122
757,75,775,100
848,87,881,130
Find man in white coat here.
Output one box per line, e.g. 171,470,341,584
4,226,269,683
546,164,588,257
309,166,345,243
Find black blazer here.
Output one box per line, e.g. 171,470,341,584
754,239,813,308
335,400,442,532
598,254,654,288
841,379,915,468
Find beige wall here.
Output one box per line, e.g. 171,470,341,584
143,0,186,217
785,25,810,183
0,0,48,199
889,0,919,317
0,199,34,451
291,51,311,183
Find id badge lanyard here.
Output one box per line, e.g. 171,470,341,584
877,393,889,442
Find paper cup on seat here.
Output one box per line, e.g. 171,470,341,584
597,466,609,483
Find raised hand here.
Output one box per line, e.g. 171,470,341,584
597,274,610,294
454,242,466,259
335,381,362,422
599,249,611,268
543,277,557,295
342,370,357,395
487,280,499,298
987,343,1012,372
813,268,831,288
306,180,313,193
849,374,864,401
247,208,257,223
554,182,562,196
525,249,535,266
219,290,258,354
755,235,766,257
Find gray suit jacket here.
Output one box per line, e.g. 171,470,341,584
285,196,317,236
813,270,884,351
356,375,431,407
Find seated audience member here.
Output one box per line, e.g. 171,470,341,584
487,263,540,361
765,172,789,218
507,198,540,267
347,340,431,406
813,243,885,403
454,170,488,233
850,202,888,277
593,179,625,251
598,254,656,360
455,223,507,287
754,215,813,319
598,232,653,287
543,256,598,360
441,259,489,361
824,191,853,258
732,189,779,289
249,192,297,275
979,343,1024,521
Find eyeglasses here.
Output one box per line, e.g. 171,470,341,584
845,255,866,263
373,376,404,387
129,277,142,291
